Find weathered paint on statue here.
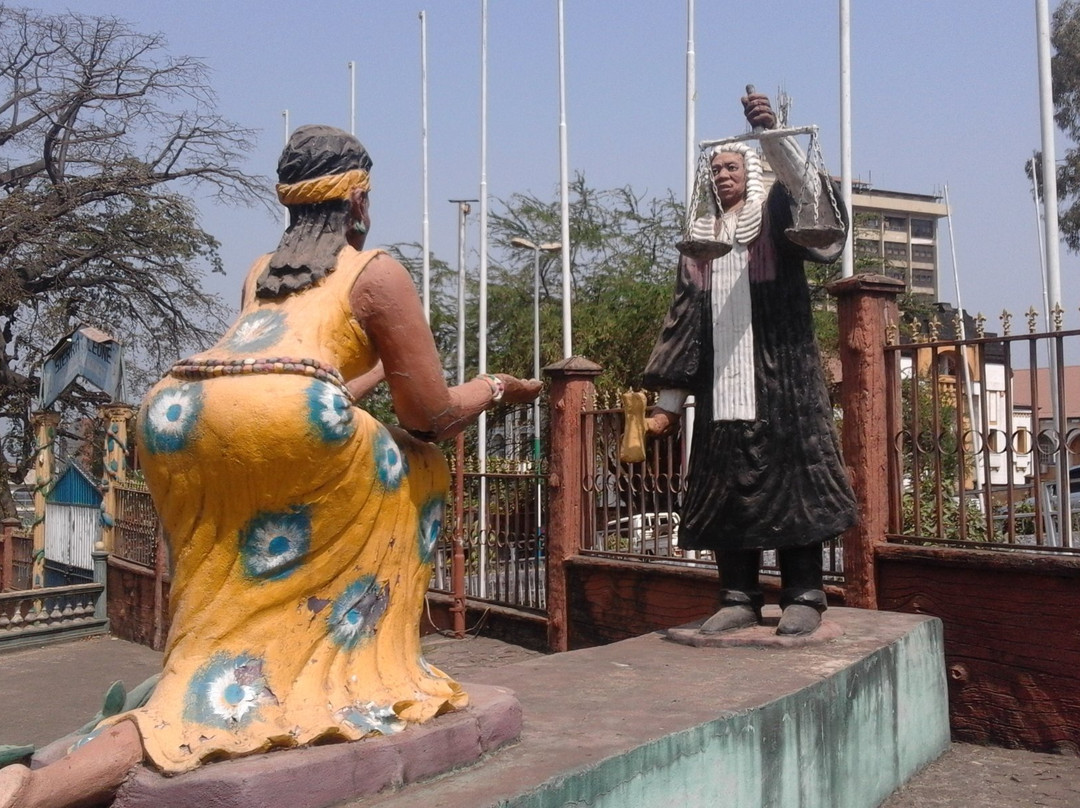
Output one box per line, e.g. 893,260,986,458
124,248,463,771
0,125,539,808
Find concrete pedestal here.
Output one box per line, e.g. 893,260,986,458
362,607,949,808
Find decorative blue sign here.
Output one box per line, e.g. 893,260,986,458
39,326,126,408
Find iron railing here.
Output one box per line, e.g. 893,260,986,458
580,395,844,580
886,318,1080,553
432,403,547,612
113,482,158,568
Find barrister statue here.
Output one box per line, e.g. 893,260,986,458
644,90,856,638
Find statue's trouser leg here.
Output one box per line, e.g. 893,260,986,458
776,542,827,636
700,548,763,633
719,548,764,610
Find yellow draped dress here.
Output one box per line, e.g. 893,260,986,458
124,248,465,773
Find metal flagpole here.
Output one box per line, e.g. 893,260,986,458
420,12,431,322
557,0,572,357
685,0,696,206
282,109,289,145
943,185,980,492
478,0,490,594
1031,154,1051,331
839,0,854,278
348,62,355,135
682,0,698,561
451,201,476,386
1036,0,1069,546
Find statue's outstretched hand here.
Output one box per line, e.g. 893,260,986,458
493,374,542,405
645,408,680,437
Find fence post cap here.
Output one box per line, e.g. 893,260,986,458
827,273,906,298
542,356,602,377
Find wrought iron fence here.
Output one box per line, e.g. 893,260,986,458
580,393,845,579
432,403,547,612
113,482,158,568
886,313,1080,553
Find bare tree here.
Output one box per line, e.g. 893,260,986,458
0,6,269,515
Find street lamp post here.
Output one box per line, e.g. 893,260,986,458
510,237,561,549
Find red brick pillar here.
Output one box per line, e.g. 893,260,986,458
1,517,18,591
829,274,904,610
543,357,602,652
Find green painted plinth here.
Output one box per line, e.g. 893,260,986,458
365,607,949,808
517,617,947,808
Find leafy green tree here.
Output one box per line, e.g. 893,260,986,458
0,6,266,516
486,174,683,392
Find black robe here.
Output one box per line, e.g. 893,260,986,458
643,183,857,552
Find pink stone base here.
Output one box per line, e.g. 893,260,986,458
665,606,845,649
107,684,520,808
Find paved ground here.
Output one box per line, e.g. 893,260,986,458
2,633,1079,806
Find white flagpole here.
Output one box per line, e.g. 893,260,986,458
557,0,572,357
420,12,431,322
943,185,979,491
1036,0,1068,546
685,0,696,206
839,0,853,278
1030,154,1051,330
348,62,355,136
478,0,489,595
1036,0,1063,313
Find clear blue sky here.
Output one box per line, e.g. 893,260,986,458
25,1,1078,331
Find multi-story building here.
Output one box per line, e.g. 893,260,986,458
851,182,949,299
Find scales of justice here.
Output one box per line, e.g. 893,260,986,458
676,85,845,261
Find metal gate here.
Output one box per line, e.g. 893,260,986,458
44,502,98,572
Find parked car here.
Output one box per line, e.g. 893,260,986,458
594,512,680,556
1016,467,1080,513
996,467,1080,544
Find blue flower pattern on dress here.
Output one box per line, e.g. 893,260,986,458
184,653,275,728
239,507,311,581
306,381,355,443
373,427,408,490
334,702,404,737
418,497,444,563
141,382,204,454
328,575,389,649
221,309,286,352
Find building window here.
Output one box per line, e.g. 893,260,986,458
911,218,934,239
856,238,880,257
884,241,908,260
885,215,907,232
860,214,881,230
912,269,935,288
911,244,935,263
